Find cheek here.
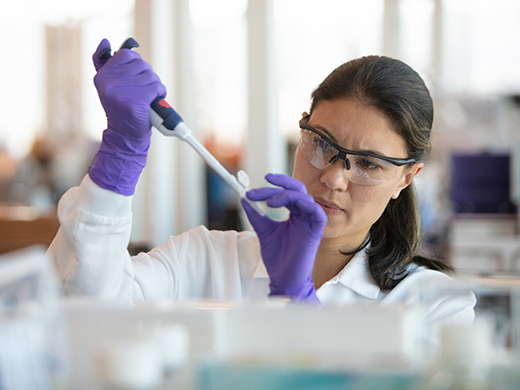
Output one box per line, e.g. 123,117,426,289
350,184,396,221
357,184,396,204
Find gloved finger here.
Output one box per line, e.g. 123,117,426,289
94,59,148,90
249,184,321,219
265,173,307,193
263,188,311,208
284,196,327,236
111,78,167,103
96,61,166,100
295,198,327,234
154,83,167,102
241,197,259,219
93,38,112,71
94,59,150,86
241,198,276,232
266,189,318,216
103,48,143,68
108,68,163,89
108,59,153,80
246,187,283,202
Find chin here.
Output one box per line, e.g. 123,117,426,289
321,219,370,243
322,225,350,240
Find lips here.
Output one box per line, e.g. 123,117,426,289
314,197,344,215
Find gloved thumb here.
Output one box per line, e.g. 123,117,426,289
241,197,261,225
241,197,274,236
93,38,112,72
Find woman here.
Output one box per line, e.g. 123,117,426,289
48,39,475,327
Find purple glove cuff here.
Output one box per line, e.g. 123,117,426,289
269,278,321,304
88,128,150,195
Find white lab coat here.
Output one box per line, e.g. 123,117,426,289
48,175,476,328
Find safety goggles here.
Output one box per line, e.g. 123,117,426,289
298,115,416,186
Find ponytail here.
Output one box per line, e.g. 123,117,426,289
366,184,454,291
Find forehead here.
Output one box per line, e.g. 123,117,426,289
309,98,408,158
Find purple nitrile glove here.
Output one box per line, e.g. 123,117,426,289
88,39,167,195
241,173,327,303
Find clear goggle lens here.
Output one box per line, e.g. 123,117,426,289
298,128,399,186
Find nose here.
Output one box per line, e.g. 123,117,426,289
320,158,350,192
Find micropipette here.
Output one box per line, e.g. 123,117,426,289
103,38,266,216
149,97,266,215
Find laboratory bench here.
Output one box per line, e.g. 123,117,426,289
0,205,59,254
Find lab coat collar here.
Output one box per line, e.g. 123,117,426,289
325,248,381,300
252,248,381,300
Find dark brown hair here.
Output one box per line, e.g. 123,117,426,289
310,55,453,291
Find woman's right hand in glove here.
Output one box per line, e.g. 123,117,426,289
88,38,167,195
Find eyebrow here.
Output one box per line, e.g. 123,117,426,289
309,122,338,143
309,121,389,157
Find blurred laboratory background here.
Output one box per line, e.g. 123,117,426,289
1,0,520,276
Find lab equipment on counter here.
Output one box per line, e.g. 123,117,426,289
53,277,520,390
61,300,221,390
424,317,494,390
194,278,520,390
60,299,428,390
197,302,427,389
196,362,423,390
0,246,67,390
95,336,163,390
92,322,189,390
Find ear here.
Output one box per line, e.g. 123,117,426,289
391,162,424,199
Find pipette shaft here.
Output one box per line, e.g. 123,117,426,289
149,98,266,216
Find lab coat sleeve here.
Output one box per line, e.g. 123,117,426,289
381,268,476,346
47,174,265,304
47,174,135,306
417,271,476,327
129,226,264,301
385,268,476,338
414,271,476,346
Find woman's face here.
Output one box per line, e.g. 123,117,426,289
293,97,423,244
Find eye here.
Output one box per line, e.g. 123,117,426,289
308,132,319,144
303,129,336,157
355,157,383,171
316,137,335,154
